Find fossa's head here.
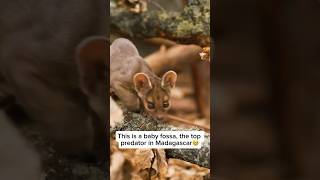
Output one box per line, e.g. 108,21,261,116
133,71,177,120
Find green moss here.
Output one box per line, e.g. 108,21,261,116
158,11,170,21
110,0,211,45
176,20,194,37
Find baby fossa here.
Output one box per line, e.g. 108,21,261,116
0,0,107,158
110,38,177,120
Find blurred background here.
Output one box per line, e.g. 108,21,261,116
1,0,319,179
214,0,320,179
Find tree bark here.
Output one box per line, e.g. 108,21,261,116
110,110,210,168
110,0,210,46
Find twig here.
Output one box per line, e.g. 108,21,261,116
144,44,203,75
165,114,210,133
144,37,177,48
191,60,210,118
149,0,165,12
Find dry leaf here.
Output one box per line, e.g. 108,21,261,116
111,138,210,180
113,148,169,180
110,152,126,180
199,47,210,61
110,138,118,154
110,139,135,180
151,149,168,180
117,0,147,13
167,159,210,180
131,149,154,180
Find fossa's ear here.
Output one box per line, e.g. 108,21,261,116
161,70,177,89
133,73,152,97
76,36,108,96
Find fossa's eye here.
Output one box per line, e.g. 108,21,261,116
163,101,169,108
147,101,155,109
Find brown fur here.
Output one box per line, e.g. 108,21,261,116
110,38,177,120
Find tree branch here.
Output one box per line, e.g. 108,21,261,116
110,0,210,46
144,44,203,74
110,109,210,168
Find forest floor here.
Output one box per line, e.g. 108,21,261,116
7,106,106,180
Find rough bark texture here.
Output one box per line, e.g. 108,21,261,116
110,0,210,46
110,110,210,168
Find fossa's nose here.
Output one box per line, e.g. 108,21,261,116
156,115,164,120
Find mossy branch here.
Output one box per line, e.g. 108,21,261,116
110,0,210,46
